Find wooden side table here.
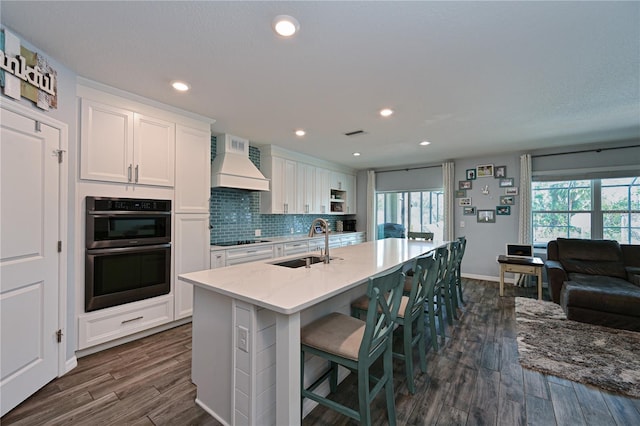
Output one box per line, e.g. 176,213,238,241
497,255,544,300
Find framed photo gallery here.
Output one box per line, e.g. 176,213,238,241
457,163,519,223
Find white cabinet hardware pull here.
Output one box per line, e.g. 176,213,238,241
135,165,139,182
121,316,143,324
128,164,132,182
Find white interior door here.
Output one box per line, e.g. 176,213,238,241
1,106,60,416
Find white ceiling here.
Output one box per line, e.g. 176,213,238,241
1,1,639,170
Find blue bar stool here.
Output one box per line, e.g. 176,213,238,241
300,264,405,425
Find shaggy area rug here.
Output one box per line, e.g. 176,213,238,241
515,297,640,398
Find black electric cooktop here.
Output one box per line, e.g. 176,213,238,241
215,240,271,247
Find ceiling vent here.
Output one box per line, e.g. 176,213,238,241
344,129,367,137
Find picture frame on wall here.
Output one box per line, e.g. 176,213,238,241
476,164,494,178
463,206,477,215
494,165,507,178
466,169,477,180
459,197,472,206
505,187,519,195
497,205,511,215
499,177,514,187
459,180,472,190
500,195,515,205
477,209,495,223
455,189,467,198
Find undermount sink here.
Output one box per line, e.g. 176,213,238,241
271,255,329,268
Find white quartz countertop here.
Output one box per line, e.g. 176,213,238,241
181,238,444,315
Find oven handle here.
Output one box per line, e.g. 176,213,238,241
87,243,171,255
87,211,171,216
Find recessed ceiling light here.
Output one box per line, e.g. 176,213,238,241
295,129,306,136
380,108,393,117
420,140,431,146
171,81,190,92
273,15,300,37
353,152,361,157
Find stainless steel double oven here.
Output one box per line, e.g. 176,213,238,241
85,196,171,312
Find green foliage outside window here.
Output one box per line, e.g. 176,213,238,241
532,177,639,244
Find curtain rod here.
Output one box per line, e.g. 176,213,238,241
375,164,442,174
532,144,640,159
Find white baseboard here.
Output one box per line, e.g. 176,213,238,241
461,272,515,283
195,398,230,426
64,356,78,375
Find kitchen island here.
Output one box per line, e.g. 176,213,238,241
179,238,443,426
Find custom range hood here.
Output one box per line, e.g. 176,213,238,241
211,134,270,191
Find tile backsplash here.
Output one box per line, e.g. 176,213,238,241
209,137,352,244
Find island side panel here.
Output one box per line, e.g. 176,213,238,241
192,286,233,425
276,311,301,425
255,308,277,423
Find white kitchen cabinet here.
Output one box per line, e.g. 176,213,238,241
210,250,226,269
297,163,315,214
225,245,274,266
315,168,330,214
134,113,175,186
175,125,211,213
329,171,356,214
80,98,175,187
329,237,343,249
340,234,358,246
78,295,173,350
284,240,309,255
345,174,357,214
261,156,297,214
80,99,133,183
273,243,284,258
174,214,211,320
330,170,347,191
308,237,325,252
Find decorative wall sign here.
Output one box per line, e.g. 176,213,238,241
505,187,519,195
459,180,472,190
477,209,495,223
455,189,467,198
463,206,477,215
0,29,57,110
466,169,477,180
494,165,507,178
499,177,514,187
476,164,494,178
496,205,511,215
459,197,472,206
500,195,515,205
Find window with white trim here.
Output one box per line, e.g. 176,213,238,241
532,176,639,245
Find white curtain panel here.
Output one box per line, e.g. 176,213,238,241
366,170,376,241
519,154,532,245
442,161,455,242
518,153,533,287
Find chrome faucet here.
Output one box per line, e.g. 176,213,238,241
308,218,330,264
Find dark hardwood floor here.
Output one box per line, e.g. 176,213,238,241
3,279,639,425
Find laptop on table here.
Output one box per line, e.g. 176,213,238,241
505,244,534,260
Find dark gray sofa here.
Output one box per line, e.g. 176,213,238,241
545,238,640,331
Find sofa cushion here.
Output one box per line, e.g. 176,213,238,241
557,238,626,279
561,278,640,318
626,267,640,286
